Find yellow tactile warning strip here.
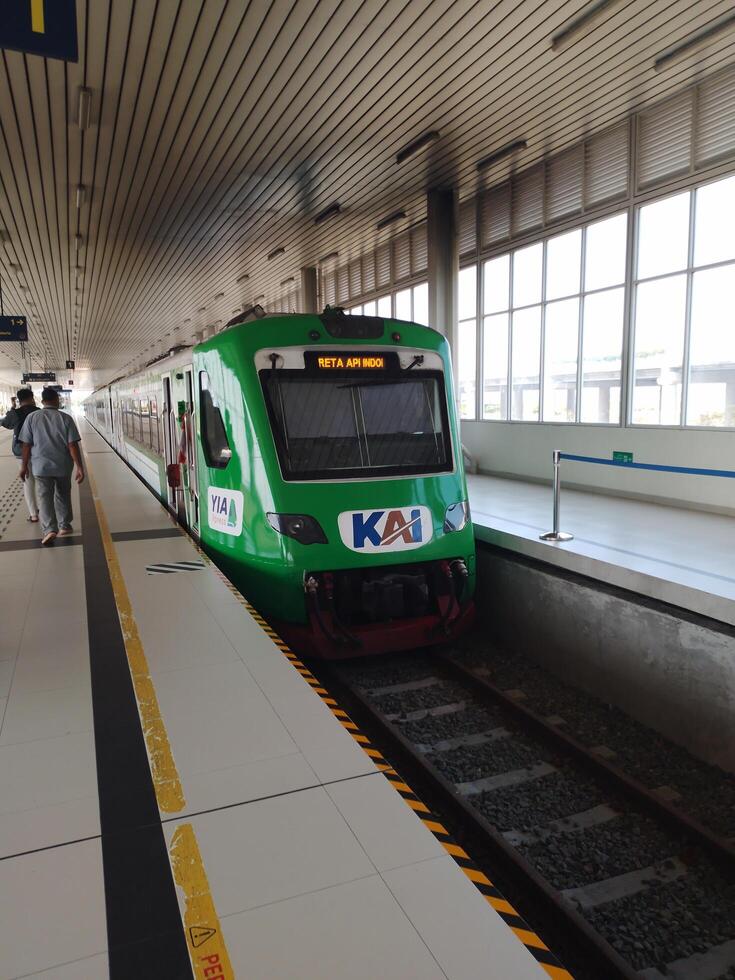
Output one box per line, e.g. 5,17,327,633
200,555,573,980
170,824,235,980
88,466,185,814
87,468,234,979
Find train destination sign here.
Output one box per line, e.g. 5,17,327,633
306,351,398,372
0,315,28,341
317,354,385,370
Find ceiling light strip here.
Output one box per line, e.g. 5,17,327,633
551,0,617,50
655,11,735,71
396,131,440,164
476,138,528,172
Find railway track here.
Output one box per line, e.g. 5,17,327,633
321,649,735,980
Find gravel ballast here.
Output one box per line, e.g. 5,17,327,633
451,638,735,839
586,868,735,972
474,770,607,833
519,814,681,891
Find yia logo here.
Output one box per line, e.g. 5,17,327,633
208,487,244,537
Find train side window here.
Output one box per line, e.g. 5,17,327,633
150,398,159,454
199,371,231,468
140,398,151,447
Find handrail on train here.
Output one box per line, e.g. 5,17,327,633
540,450,735,543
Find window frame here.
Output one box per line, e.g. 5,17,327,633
258,366,454,483
198,371,232,470
462,169,735,432
630,179,735,430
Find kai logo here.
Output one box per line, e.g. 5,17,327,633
207,487,244,537
338,506,433,553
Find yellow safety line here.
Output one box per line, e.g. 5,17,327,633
88,466,185,814
170,824,235,980
86,466,234,978
31,0,45,34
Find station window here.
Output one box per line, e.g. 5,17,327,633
458,266,478,420
480,213,627,425
632,175,735,428
199,372,232,468
347,282,429,327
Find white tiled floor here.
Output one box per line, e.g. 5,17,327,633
469,473,735,625
0,425,550,979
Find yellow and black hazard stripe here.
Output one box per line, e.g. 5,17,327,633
195,555,572,978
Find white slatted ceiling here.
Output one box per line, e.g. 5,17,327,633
0,0,733,377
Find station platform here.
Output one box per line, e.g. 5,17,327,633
0,422,553,980
468,474,735,628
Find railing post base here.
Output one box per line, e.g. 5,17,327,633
539,530,574,542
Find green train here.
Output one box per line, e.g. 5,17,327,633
84,308,475,658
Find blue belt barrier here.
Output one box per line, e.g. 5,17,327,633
558,453,735,480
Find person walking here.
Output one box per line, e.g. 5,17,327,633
1,388,40,523
18,387,84,546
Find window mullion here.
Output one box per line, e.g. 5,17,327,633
507,258,514,421
539,244,547,422
681,190,697,427
576,228,586,423
621,204,637,427
476,263,482,420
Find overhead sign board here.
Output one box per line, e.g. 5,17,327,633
65,359,75,370
0,0,79,62
0,315,28,341
22,371,56,382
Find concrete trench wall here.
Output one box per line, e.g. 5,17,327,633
476,545,735,774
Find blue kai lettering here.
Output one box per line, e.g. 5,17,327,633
352,510,384,548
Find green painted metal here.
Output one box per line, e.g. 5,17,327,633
192,314,475,624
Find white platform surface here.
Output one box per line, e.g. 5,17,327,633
468,473,735,627
0,424,547,979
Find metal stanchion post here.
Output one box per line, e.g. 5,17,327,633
540,449,573,542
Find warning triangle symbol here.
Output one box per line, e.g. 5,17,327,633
190,925,216,948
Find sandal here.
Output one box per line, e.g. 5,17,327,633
27,516,39,523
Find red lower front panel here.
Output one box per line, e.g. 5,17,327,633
272,600,475,660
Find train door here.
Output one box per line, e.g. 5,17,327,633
184,368,199,533
162,375,178,512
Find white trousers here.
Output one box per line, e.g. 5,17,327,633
17,458,38,519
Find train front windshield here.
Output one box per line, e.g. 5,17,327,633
262,370,453,481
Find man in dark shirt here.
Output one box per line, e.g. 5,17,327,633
0,388,39,522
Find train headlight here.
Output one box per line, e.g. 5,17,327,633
443,501,470,533
267,513,328,545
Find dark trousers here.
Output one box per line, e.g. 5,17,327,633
36,475,73,535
